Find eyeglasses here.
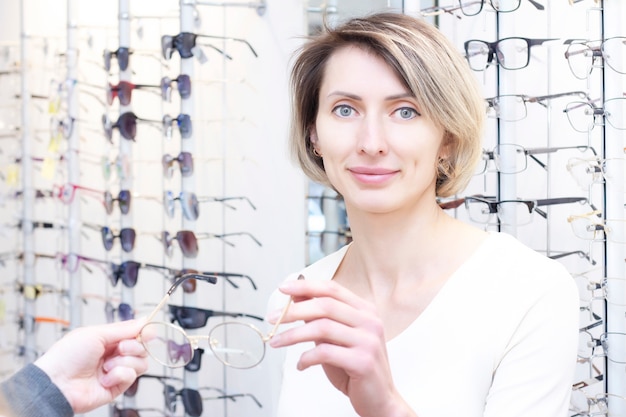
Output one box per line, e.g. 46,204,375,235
138,274,303,369
566,157,624,190
457,0,543,16
103,190,131,215
102,112,160,142
567,210,626,243
475,144,592,175
570,391,626,417
15,283,67,300
578,332,626,365
160,74,191,101
168,304,263,330
17,315,70,333
485,91,590,122
574,272,626,308
163,384,262,417
464,37,557,71
465,195,589,225
564,37,626,80
162,152,193,178
163,190,256,221
124,374,182,397
162,113,192,139
161,32,257,61
160,230,257,258
105,301,134,322
172,268,257,291
112,406,169,417
106,80,160,106
101,154,130,181
564,98,626,132
54,182,103,204
103,47,131,72
101,226,136,252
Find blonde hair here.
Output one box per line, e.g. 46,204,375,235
289,12,485,198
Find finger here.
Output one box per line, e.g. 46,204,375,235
271,317,361,348
280,295,378,330
99,365,143,394
103,355,149,377
117,339,148,358
95,318,148,346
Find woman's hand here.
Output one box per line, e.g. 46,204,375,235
268,279,414,417
34,318,149,414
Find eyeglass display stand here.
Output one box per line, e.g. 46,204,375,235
603,2,625,412
117,0,136,412
66,0,83,333
179,1,200,399
18,0,37,366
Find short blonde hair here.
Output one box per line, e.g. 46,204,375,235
289,12,485,198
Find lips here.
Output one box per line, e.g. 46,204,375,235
348,166,398,184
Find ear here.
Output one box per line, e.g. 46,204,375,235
309,125,320,153
437,134,452,161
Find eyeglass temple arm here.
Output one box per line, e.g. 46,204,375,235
200,271,257,290
526,0,545,10
145,273,217,323
533,197,589,219
196,34,258,58
548,250,596,265
527,91,591,107
266,274,305,341
524,145,596,169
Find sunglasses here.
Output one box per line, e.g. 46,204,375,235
168,304,263,330
163,191,257,221
162,152,194,178
162,113,192,139
102,112,160,142
163,384,261,416
101,226,136,252
106,80,160,106
161,74,191,101
103,190,131,215
172,268,257,291
124,373,182,397
161,32,257,61
104,301,134,323
103,47,132,72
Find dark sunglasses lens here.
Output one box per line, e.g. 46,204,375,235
180,33,196,58
184,348,204,372
181,191,199,221
182,277,197,293
164,385,177,412
125,378,139,397
120,261,140,287
119,409,140,417
178,114,192,138
160,77,172,101
161,35,174,60
119,190,131,214
117,47,130,71
169,305,206,329
177,230,198,258
118,303,134,321
178,74,191,99
120,228,136,253
109,263,121,286
118,82,132,106
101,227,114,251
103,50,112,71
119,112,137,140
181,389,203,417
178,152,194,177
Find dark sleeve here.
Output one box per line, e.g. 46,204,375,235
0,363,74,417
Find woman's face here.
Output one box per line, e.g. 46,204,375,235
311,45,446,215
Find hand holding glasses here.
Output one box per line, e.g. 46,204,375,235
138,274,304,369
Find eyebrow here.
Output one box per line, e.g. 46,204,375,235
327,91,415,101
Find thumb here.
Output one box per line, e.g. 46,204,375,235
95,317,147,345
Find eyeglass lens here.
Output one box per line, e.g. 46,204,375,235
109,261,140,288
162,152,194,178
103,190,131,214
486,95,528,121
101,227,136,252
459,0,522,16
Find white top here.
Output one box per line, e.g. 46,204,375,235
274,232,579,417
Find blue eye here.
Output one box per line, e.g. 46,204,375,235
333,105,354,117
396,107,419,120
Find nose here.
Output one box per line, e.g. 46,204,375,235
357,115,388,155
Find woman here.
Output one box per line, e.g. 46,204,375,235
267,12,578,417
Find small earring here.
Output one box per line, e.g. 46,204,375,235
313,148,322,158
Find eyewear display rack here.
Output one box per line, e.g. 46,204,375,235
0,1,306,417
309,1,626,415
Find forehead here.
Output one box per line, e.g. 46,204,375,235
320,45,408,95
